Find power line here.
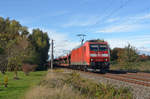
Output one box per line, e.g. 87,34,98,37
138,6,150,14
119,5,150,25
95,0,133,25
100,0,114,16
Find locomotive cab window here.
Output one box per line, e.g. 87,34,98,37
99,44,108,51
90,44,98,51
90,44,108,51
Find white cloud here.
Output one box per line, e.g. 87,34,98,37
106,17,120,23
96,13,150,33
106,35,150,54
49,33,150,56
30,28,80,58
96,24,140,33
52,34,80,58
62,15,100,27
138,47,150,52
19,17,36,25
47,11,69,17
133,13,150,20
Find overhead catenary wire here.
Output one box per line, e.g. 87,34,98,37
93,0,150,33
95,0,133,25
53,40,74,58
100,0,114,16
100,0,150,26
113,5,150,26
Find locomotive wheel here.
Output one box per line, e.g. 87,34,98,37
100,69,106,74
79,66,82,71
83,66,88,72
69,65,72,69
72,65,74,69
80,66,84,71
77,66,80,70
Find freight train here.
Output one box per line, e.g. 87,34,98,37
54,40,110,72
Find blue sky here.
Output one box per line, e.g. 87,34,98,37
1,0,150,56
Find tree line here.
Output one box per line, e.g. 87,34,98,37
0,17,50,78
110,44,150,68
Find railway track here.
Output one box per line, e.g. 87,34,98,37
63,68,150,87
84,71,150,87
57,68,150,99
101,73,150,87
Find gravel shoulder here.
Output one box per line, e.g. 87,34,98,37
78,71,150,99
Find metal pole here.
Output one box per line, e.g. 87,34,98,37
51,39,54,69
77,34,86,45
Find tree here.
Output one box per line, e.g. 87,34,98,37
117,44,138,69
0,17,6,33
0,17,50,77
111,48,123,61
28,29,50,70
0,33,10,74
7,36,29,79
0,48,7,74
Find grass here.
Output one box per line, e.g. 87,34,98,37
0,71,47,99
110,61,150,72
25,69,133,99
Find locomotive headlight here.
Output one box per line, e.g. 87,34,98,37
102,54,108,57
90,54,97,57
91,59,94,61
104,58,108,61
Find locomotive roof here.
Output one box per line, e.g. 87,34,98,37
86,39,108,44
72,40,108,50
87,39,105,42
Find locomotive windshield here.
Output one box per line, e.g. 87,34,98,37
90,44,108,51
90,44,98,51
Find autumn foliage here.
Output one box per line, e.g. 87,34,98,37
0,17,50,78
111,44,139,66
22,64,37,76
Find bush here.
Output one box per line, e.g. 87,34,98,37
4,75,8,87
66,72,132,99
26,70,133,99
22,64,37,76
117,44,138,69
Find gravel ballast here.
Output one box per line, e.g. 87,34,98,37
78,72,150,99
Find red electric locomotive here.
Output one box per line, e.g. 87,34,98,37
54,40,110,72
